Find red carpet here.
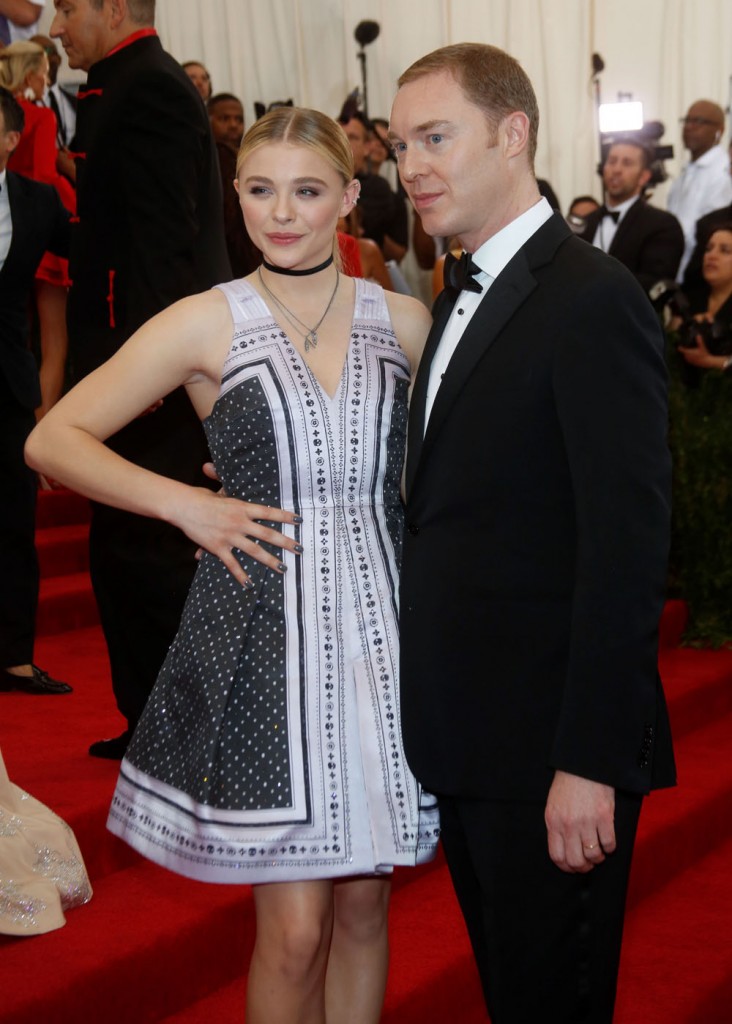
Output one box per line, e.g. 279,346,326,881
1,490,731,1022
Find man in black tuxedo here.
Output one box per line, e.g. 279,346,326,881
50,0,230,757
0,87,72,695
580,139,684,292
390,44,675,1023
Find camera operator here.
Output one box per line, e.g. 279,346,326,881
580,138,684,294
675,223,732,373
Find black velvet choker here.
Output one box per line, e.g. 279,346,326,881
261,255,334,276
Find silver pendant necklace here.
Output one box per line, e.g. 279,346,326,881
257,267,340,352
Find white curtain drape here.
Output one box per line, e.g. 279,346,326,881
43,0,732,213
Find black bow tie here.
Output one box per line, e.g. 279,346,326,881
444,251,484,296
599,206,620,223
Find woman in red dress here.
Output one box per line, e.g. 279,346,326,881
0,41,75,416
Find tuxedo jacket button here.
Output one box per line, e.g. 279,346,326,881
407,523,420,536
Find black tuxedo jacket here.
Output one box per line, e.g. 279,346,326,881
580,199,684,291
68,34,230,478
0,172,70,411
400,213,676,802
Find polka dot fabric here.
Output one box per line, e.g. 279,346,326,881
107,278,440,884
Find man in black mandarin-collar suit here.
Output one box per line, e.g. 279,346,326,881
0,87,72,695
390,45,675,1023
579,139,684,292
50,0,230,757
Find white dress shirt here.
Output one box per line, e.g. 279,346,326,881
668,144,732,279
591,194,640,252
425,197,554,430
0,169,13,271
44,83,77,149
1,0,44,42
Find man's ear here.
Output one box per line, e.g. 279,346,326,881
4,130,21,158
502,111,531,159
108,0,128,31
639,167,652,190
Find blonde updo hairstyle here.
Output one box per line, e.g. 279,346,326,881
0,41,46,95
236,107,355,267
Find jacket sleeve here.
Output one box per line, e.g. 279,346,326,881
114,70,226,328
633,212,685,292
549,263,672,792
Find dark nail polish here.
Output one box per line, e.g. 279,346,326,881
277,562,287,572
293,544,304,554
293,515,303,524
244,579,255,591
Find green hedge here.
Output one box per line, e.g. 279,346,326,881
667,333,732,647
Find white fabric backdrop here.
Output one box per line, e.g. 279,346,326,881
41,0,732,214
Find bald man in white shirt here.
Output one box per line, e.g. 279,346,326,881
668,100,732,279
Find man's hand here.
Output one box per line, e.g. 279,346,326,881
545,770,616,873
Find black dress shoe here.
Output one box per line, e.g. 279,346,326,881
88,730,133,760
0,665,73,695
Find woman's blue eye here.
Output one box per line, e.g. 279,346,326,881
428,134,443,144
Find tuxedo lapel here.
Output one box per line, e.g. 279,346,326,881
608,199,642,261
423,252,537,452
2,173,31,276
405,288,456,496
406,213,572,501
580,209,601,244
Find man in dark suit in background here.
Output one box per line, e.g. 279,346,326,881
50,0,230,757
580,139,684,292
207,91,259,278
389,43,675,1023
0,87,72,695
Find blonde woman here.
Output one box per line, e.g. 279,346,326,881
28,107,437,1023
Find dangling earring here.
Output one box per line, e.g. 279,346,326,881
23,86,36,102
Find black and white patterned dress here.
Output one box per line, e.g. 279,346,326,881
108,277,440,884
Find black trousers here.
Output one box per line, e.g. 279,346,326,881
88,503,198,729
438,789,642,1024
0,375,39,668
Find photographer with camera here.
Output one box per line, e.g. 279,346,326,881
665,222,732,647
580,139,684,293
675,223,732,372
